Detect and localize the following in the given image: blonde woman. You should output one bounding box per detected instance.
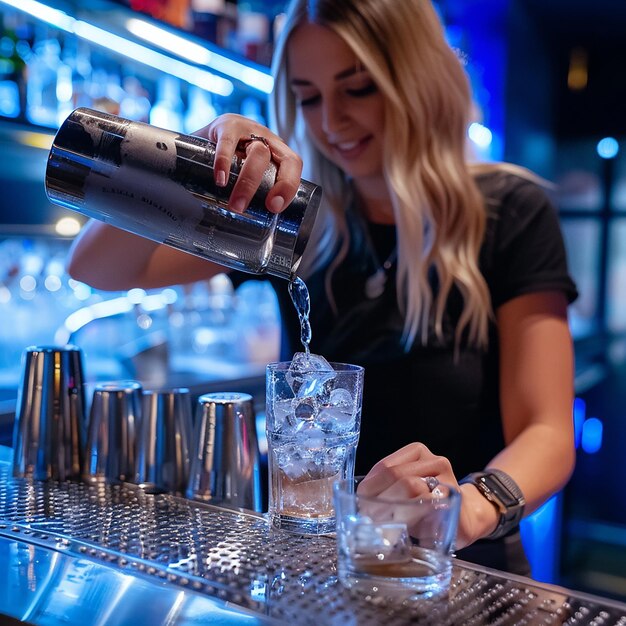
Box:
[67,0,577,574]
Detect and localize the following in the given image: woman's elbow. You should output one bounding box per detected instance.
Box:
[65,251,126,291]
[558,437,577,490]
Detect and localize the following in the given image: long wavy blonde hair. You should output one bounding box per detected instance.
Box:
[270,0,494,349]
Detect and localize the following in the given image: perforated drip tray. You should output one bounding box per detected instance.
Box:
[1,457,626,625]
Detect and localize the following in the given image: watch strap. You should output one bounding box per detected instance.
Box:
[459,469,526,540]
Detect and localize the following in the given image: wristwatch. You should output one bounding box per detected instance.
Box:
[459,469,526,540]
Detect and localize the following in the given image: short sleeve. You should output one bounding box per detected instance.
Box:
[481,173,578,310]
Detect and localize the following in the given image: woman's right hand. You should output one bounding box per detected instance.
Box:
[195,113,304,216]
[358,443,499,550]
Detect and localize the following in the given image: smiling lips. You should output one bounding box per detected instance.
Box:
[331,135,372,159]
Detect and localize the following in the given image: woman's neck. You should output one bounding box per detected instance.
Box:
[353,178,395,224]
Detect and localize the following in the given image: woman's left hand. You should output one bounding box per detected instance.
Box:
[358,442,490,550]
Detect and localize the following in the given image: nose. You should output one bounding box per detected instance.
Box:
[321,95,348,134]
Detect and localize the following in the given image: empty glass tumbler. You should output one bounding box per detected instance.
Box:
[45,107,321,279]
[334,478,461,601]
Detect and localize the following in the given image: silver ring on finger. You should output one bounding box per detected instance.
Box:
[238,133,270,151]
[423,476,439,492]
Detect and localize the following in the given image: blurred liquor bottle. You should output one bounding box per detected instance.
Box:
[25,37,64,127]
[191,0,226,42]
[184,85,218,133]
[0,12,28,120]
[129,0,192,30]
[149,74,184,131]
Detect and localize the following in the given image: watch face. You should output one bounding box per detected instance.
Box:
[461,470,525,539]
[486,474,520,508]
[461,471,525,511]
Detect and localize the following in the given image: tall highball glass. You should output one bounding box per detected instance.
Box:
[265,358,364,535]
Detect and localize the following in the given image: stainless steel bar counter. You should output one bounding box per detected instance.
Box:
[0,446,625,625]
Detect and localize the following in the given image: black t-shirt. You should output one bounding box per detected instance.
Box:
[265,170,578,477]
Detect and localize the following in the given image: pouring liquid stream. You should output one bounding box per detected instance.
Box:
[288,276,312,356]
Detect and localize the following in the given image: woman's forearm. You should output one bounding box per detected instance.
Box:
[486,421,576,515]
[66,220,224,290]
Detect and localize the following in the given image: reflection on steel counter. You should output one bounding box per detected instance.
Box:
[0,534,274,626]
[1,446,626,625]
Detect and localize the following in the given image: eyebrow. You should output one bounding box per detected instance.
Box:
[290,65,361,86]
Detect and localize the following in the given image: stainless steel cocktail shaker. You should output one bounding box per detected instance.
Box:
[83,380,143,484]
[45,107,321,279]
[187,392,261,511]
[136,387,193,495]
[12,345,87,481]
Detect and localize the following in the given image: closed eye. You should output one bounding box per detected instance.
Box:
[299,94,321,107]
[296,81,378,107]
[346,83,378,98]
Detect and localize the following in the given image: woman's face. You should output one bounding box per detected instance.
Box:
[287,22,385,183]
